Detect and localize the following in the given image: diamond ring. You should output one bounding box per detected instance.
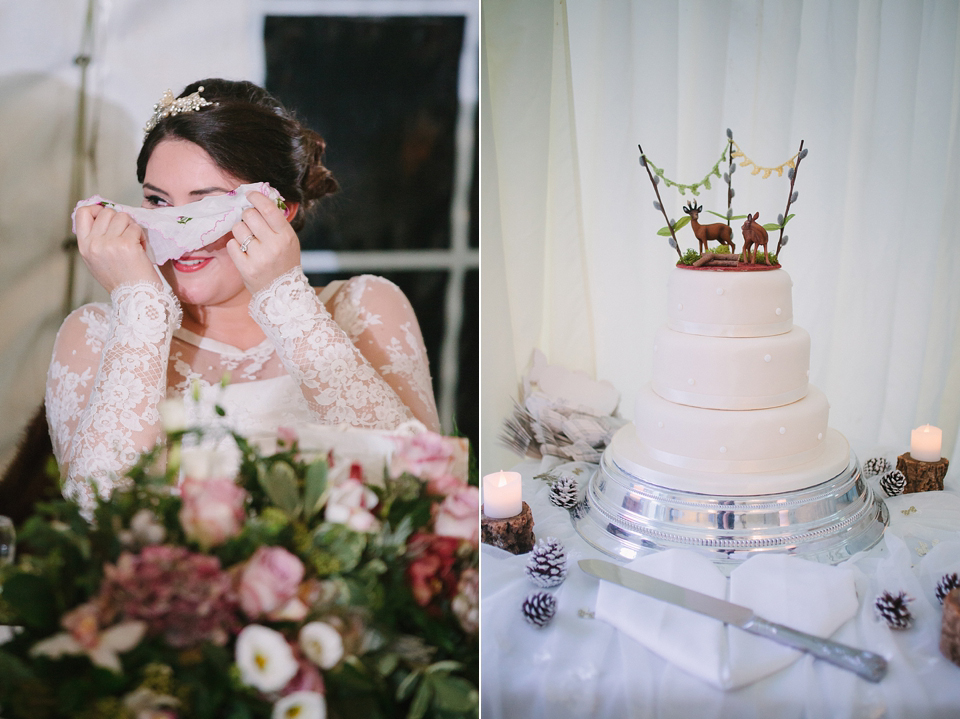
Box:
[239,234,255,253]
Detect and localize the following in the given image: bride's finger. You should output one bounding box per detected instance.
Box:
[246,190,291,233]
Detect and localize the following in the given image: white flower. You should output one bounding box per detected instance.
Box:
[325,478,380,532]
[272,691,326,719]
[235,624,299,692]
[180,445,239,481]
[299,622,344,670]
[158,397,187,432]
[30,620,147,673]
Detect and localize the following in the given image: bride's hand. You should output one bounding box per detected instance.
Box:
[74,204,162,293]
[226,191,301,294]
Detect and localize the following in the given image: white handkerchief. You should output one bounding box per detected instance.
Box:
[71,182,285,265]
[594,549,859,689]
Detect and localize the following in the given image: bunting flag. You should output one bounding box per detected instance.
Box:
[729,141,799,179]
[642,145,728,197]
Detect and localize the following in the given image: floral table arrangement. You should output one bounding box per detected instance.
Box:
[0,412,479,719]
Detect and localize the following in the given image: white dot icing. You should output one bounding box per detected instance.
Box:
[764,354,772,362]
[677,303,684,311]
[719,446,727,454]
[688,378,695,385]
[818,432,823,440]
[716,288,724,295]
[658,421,664,428]
[776,308,782,316]
[779,427,786,434]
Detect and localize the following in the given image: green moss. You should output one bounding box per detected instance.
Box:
[679,249,700,265]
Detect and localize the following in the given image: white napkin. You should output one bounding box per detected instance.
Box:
[71,182,285,264]
[594,549,859,690]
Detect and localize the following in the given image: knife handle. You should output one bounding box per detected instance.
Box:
[742,617,887,683]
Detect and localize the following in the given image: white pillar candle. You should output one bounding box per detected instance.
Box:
[482,470,522,519]
[910,424,942,462]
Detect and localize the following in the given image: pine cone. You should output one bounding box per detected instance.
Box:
[878,469,907,497]
[549,476,579,509]
[525,537,568,588]
[863,456,890,478]
[522,591,557,628]
[875,590,914,629]
[936,573,960,605]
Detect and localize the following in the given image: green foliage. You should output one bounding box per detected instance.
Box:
[656,215,691,236]
[679,248,701,265]
[0,425,478,719]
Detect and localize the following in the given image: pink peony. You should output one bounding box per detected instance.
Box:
[325,478,380,532]
[238,546,306,620]
[100,545,240,648]
[179,477,247,549]
[390,432,465,482]
[434,485,480,545]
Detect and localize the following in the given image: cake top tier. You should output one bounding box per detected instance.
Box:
[667,267,793,338]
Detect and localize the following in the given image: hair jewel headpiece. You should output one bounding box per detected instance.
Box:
[143,86,215,135]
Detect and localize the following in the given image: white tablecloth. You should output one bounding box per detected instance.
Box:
[481,454,960,719]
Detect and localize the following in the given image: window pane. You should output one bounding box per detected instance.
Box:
[265,15,464,252]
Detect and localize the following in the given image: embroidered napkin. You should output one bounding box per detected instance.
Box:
[594,549,859,689]
[71,182,285,264]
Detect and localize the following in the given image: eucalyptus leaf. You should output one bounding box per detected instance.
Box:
[408,680,433,719]
[396,670,421,701]
[304,460,328,517]
[259,461,300,515]
[430,675,479,712]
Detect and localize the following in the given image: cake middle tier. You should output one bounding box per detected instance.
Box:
[634,383,831,474]
[652,325,810,410]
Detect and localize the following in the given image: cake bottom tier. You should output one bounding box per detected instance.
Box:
[571,425,888,569]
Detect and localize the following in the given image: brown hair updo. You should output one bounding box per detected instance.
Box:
[137,78,338,231]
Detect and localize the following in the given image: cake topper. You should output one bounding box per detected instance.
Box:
[740,212,769,265]
[638,131,808,268]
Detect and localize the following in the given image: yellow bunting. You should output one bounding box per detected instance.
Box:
[729,141,799,179]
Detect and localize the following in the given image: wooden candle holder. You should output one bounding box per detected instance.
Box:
[481,502,535,555]
[896,453,949,493]
[941,589,960,667]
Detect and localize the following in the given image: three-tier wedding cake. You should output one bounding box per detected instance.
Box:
[611,265,850,495]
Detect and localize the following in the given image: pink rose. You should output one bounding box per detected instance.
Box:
[434,485,480,545]
[179,477,247,548]
[326,479,380,532]
[238,547,305,620]
[390,432,467,482]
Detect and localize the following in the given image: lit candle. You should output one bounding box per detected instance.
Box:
[911,424,942,462]
[482,470,522,518]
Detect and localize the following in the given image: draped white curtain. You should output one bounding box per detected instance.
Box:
[0,0,264,470]
[480,0,960,475]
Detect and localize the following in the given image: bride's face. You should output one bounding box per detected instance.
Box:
[142,138,248,308]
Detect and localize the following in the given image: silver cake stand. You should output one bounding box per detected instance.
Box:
[572,438,888,571]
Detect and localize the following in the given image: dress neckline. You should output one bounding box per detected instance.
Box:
[173,326,274,356]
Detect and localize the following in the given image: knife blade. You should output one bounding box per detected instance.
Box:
[580,558,887,683]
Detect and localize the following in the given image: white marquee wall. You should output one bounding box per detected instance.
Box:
[481,0,960,476]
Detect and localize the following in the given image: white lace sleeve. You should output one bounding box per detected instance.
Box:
[329,275,441,432]
[45,282,182,514]
[250,267,419,430]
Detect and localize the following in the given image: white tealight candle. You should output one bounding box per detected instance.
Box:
[910,424,942,462]
[482,470,522,519]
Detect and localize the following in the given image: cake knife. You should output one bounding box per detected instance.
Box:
[579,558,887,682]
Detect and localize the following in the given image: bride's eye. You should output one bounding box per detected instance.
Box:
[144,194,169,207]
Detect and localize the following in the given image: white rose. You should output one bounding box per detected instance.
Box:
[158,397,187,433]
[272,691,326,719]
[235,625,298,692]
[298,621,344,670]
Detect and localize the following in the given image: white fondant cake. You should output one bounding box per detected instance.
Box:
[625,267,850,494]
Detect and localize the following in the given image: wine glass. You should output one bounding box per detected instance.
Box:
[0,516,15,566]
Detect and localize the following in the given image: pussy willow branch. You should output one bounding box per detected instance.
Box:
[638,144,683,259]
[776,139,805,257]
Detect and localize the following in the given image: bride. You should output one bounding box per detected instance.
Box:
[45,78,441,514]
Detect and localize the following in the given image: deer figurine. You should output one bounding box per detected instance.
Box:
[683,201,736,256]
[740,212,770,264]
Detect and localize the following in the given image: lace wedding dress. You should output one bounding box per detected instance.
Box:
[46,267,438,514]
